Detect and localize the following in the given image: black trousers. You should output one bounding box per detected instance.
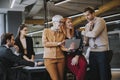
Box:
[89,52,111,80]
[7,68,27,80]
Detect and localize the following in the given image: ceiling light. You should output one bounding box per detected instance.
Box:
[10,0,16,8]
[68,13,83,18]
[44,11,120,25]
[68,10,99,18]
[27,30,43,35]
[106,20,120,24]
[55,0,71,6]
[45,21,52,24]
[102,13,120,19]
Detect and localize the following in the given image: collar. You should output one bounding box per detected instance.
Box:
[93,17,97,21]
[88,17,97,22]
[4,45,9,48]
[51,26,62,32]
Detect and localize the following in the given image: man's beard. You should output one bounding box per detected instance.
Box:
[9,44,13,48]
[88,17,94,22]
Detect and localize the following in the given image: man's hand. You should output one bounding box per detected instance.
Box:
[37,62,44,66]
[88,21,94,31]
[13,45,19,52]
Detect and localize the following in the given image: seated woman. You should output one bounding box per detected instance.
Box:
[15,24,35,62]
[62,18,87,80]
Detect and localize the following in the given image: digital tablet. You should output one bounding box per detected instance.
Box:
[65,39,80,49]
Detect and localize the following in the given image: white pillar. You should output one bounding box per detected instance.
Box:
[0,14,4,46]
[0,14,4,36]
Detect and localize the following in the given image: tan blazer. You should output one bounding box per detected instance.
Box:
[42,28,66,59]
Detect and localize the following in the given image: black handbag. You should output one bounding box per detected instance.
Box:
[106,50,113,63]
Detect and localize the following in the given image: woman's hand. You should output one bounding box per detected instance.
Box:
[71,55,79,65]
[23,55,34,62]
[66,42,76,52]
[57,40,65,46]
[69,42,75,50]
[30,59,34,62]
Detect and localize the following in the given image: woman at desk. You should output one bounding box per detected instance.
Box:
[15,24,35,62]
[62,18,87,80]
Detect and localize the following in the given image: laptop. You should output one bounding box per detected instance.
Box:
[65,39,81,49]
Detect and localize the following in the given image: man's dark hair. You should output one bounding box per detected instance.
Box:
[84,7,95,13]
[1,33,13,45]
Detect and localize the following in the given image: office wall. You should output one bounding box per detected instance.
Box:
[7,11,23,36]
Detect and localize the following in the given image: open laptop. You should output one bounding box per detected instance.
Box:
[65,39,81,49]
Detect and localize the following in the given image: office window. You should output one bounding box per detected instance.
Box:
[108,30,120,68]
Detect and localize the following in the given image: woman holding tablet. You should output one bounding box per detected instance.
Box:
[62,18,87,80]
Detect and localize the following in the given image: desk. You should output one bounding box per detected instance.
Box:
[22,66,50,80]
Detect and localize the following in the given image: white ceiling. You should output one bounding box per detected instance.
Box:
[0,0,120,33]
[1,0,119,19]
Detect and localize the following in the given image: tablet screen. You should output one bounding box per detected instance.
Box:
[65,39,81,49]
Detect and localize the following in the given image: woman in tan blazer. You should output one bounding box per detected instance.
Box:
[42,15,66,80]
